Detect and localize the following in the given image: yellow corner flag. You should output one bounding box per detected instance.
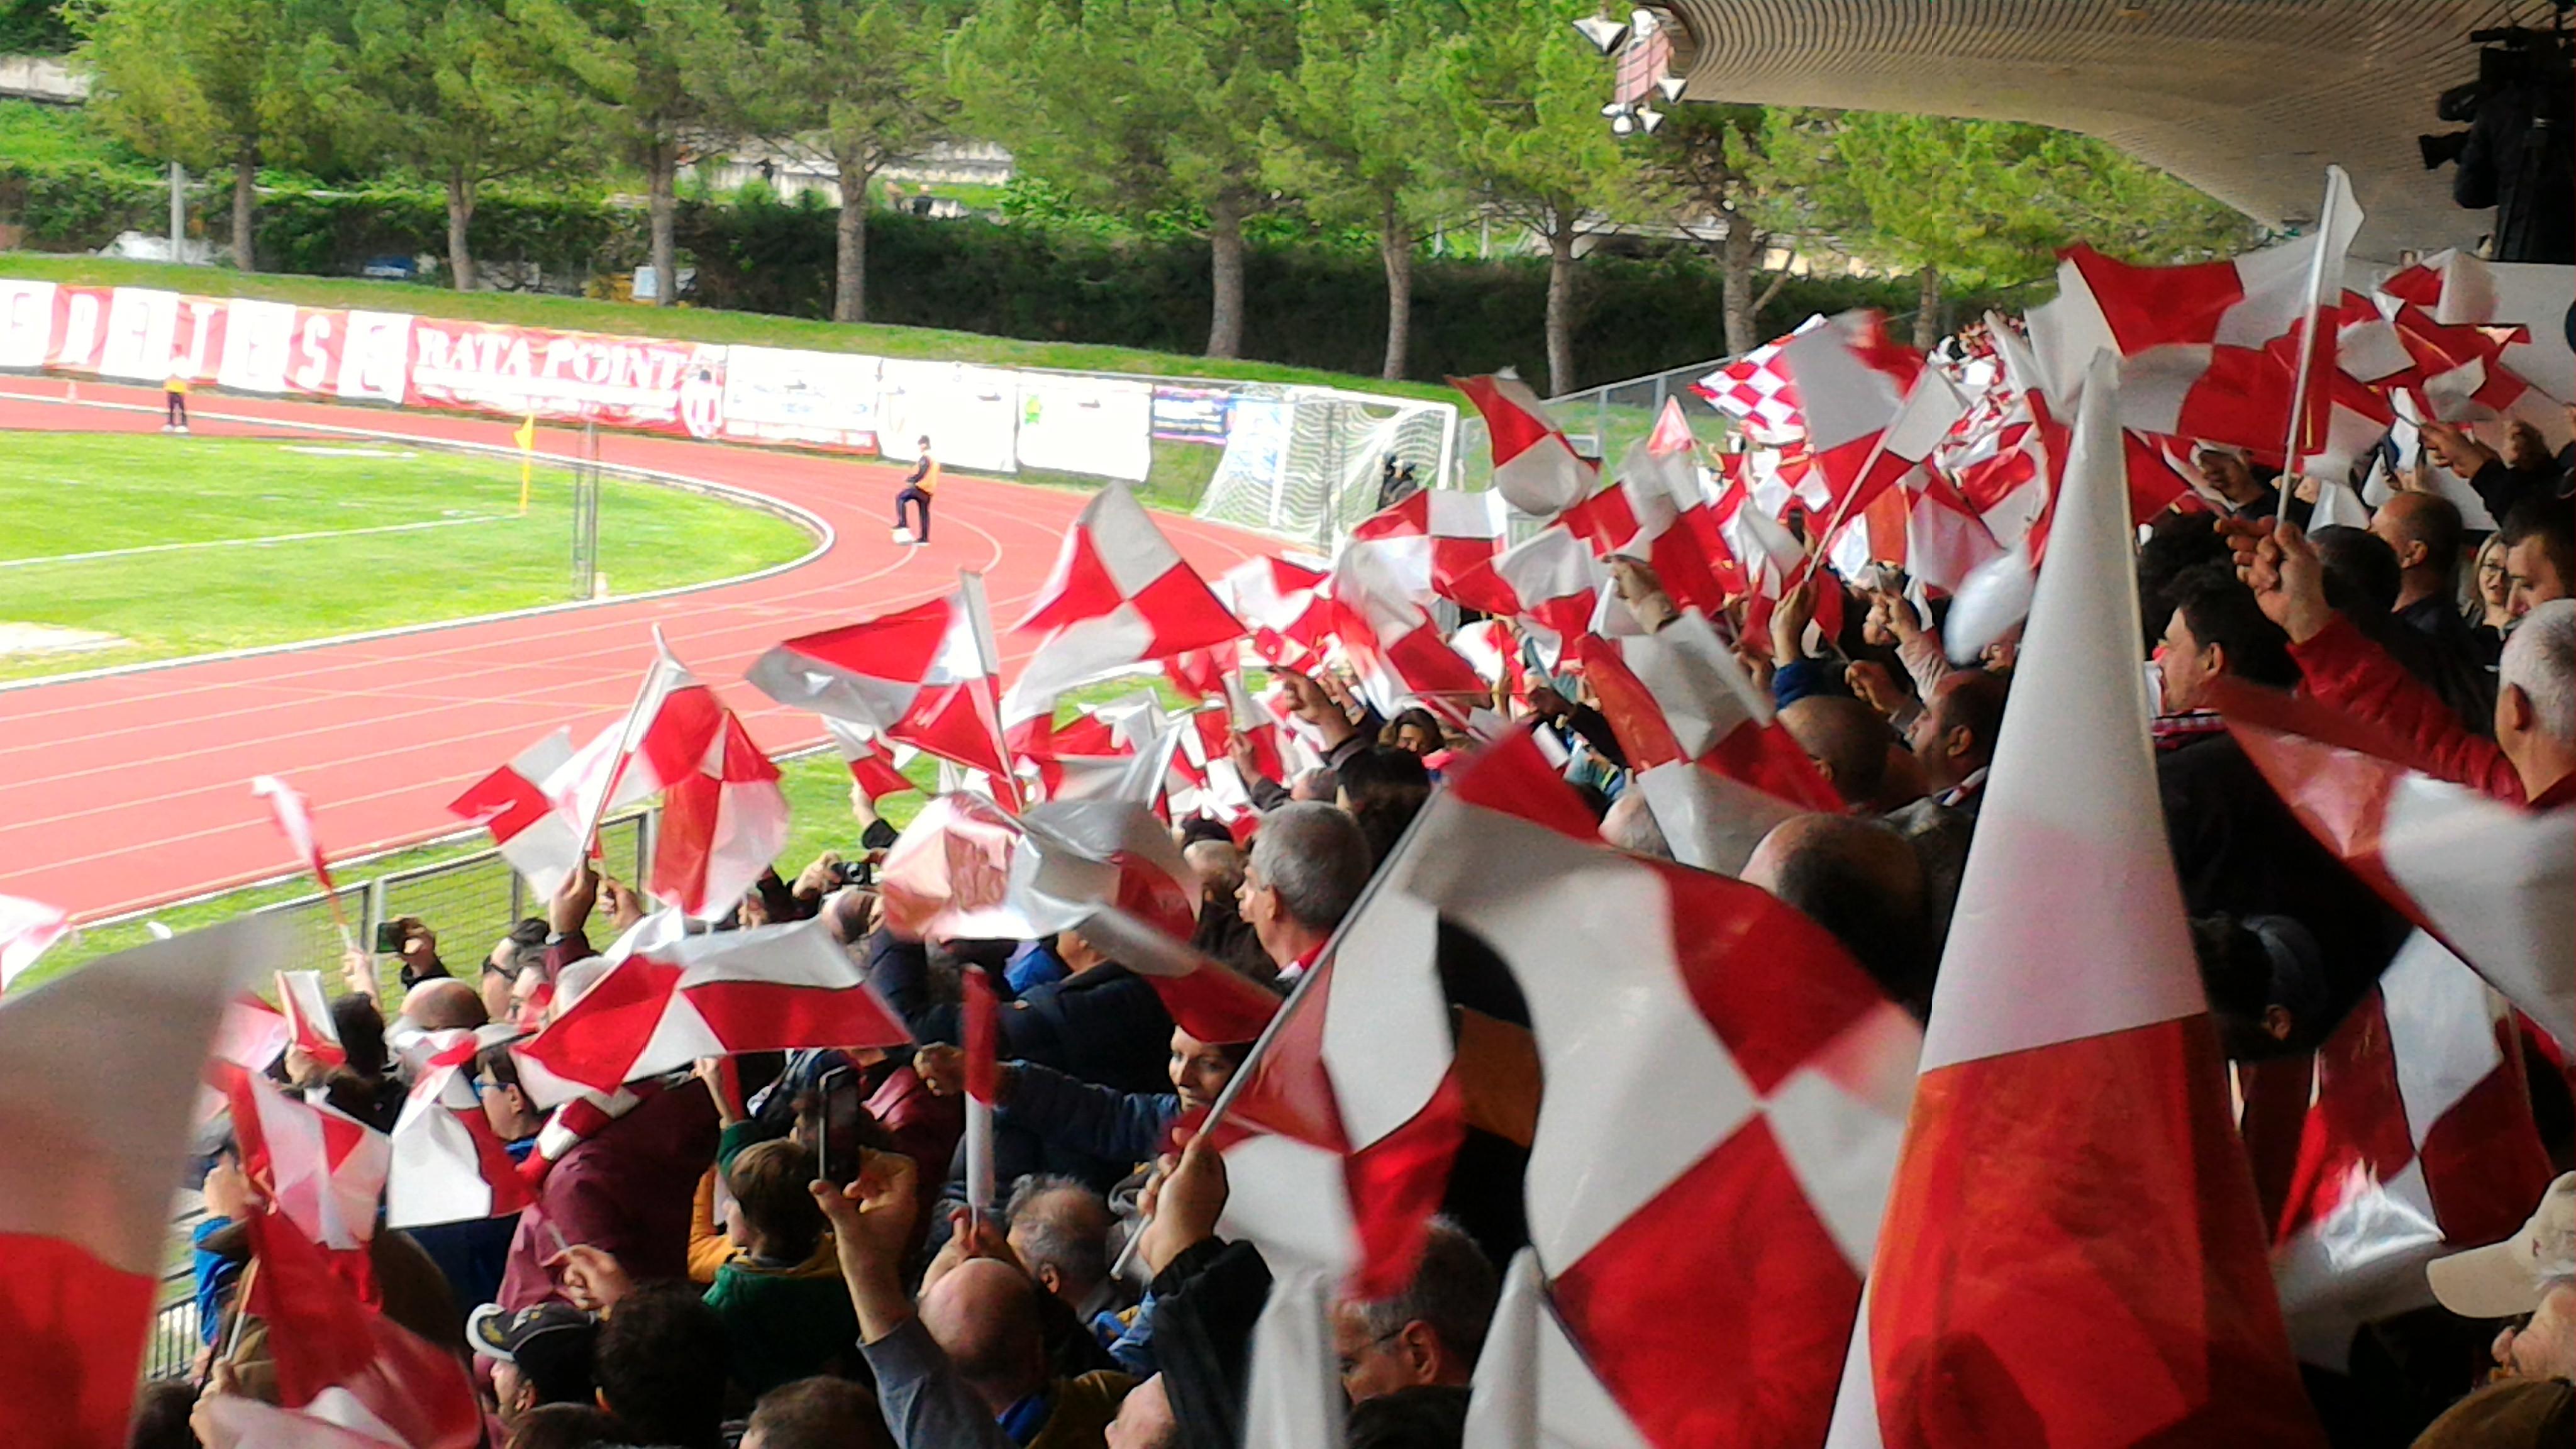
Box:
[513,414,538,515]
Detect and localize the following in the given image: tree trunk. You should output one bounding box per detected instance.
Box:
[1544,211,1578,397]
[230,150,257,272]
[1205,191,1245,358]
[648,141,678,308]
[1379,202,1413,382]
[833,160,872,324]
[444,175,477,292]
[1913,264,1942,350]
[1719,208,1760,355]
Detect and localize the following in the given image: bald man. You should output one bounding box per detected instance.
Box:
[398,976,489,1034]
[1779,695,1917,813]
[1743,813,1936,1018]
[2370,490,2500,723]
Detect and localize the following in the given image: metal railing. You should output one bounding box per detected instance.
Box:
[129,807,656,1379]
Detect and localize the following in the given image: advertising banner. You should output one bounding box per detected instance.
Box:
[719,345,881,453]
[1150,384,1233,444]
[877,359,1018,474]
[406,316,728,439]
[1016,374,1152,482]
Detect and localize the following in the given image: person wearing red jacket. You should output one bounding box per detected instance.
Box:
[2233,519,2576,807]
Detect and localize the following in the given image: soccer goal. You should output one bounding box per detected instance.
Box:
[1192,386,1458,550]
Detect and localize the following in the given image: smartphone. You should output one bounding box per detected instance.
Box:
[372,920,405,954]
[809,1065,853,1184]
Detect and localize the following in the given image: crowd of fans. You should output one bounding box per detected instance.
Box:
[140,421,2576,1449]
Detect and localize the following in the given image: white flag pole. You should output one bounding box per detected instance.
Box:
[2277,165,2358,519]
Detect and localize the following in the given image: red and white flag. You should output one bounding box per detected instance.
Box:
[1449,372,1597,516]
[514,912,911,1106]
[2375,248,2573,434]
[2268,932,2553,1368]
[1827,353,2322,1447]
[447,728,582,899]
[1346,487,1510,607]
[1694,315,1828,442]
[0,918,273,1448]
[963,966,999,1215]
[1003,484,1245,739]
[0,894,67,992]
[749,579,1015,782]
[1560,415,1735,614]
[1579,611,1843,813]
[216,1060,392,1282]
[2214,681,2575,1057]
[243,1199,481,1449]
[1326,541,1496,709]
[562,636,790,920]
[386,1028,538,1230]
[824,718,923,802]
[276,969,347,1069]
[1405,731,1919,1449]
[1216,555,1334,674]
[254,774,338,892]
[1455,526,1602,668]
[2032,170,2367,477]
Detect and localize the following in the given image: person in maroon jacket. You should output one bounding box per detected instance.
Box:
[495,1074,721,1311]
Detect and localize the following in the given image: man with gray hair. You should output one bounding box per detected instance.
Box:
[1004,1176,1127,1347]
[1332,1218,1499,1403]
[2497,597,2576,806]
[1238,802,1372,987]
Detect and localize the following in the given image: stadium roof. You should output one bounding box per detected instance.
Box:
[1655,0,2563,260]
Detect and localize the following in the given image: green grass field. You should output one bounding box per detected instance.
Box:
[0,433,814,681]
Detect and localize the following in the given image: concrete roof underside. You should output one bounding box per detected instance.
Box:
[1657,0,2563,260]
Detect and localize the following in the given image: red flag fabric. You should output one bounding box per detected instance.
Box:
[276,969,347,1069]
[1694,315,1828,441]
[749,587,1015,781]
[386,1028,538,1230]
[1829,352,2321,1448]
[1406,731,1920,1449]
[245,1204,480,1449]
[823,718,923,802]
[253,774,338,891]
[1449,372,1597,516]
[553,637,789,919]
[1002,484,1245,737]
[2267,933,2553,1367]
[514,913,910,1106]
[2212,679,2575,1056]
[0,894,68,992]
[446,728,582,899]
[1580,613,1841,813]
[0,918,272,1449]
[216,1059,389,1304]
[1348,487,1511,608]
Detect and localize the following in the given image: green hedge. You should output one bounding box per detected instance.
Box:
[6,162,1985,386]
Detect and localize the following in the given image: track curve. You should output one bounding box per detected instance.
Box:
[0,378,1277,921]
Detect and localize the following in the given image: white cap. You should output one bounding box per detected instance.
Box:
[2427,1172,2576,1319]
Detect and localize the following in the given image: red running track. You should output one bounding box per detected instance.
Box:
[0,378,1275,923]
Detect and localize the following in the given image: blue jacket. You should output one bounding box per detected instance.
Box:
[867,931,1175,1096]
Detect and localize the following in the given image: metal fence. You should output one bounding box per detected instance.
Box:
[130,808,656,1379]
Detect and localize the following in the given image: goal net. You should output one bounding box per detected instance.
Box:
[1193,387,1458,550]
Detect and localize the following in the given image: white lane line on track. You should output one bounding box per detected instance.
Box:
[0,513,502,570]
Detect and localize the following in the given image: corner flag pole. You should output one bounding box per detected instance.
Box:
[514,414,539,516]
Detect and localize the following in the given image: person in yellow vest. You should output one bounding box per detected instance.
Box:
[896,436,937,546]
[163,356,191,433]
